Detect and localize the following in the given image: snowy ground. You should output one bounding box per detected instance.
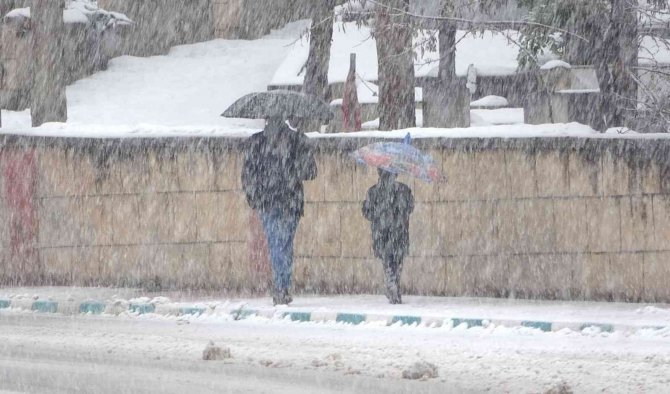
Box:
[1,18,667,138]
[1,305,669,393]
[271,25,547,86]
[4,287,670,329]
[3,288,670,392]
[0,20,311,137]
[0,17,659,139]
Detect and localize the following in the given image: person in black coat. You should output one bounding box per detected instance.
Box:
[241,117,317,305]
[362,168,414,304]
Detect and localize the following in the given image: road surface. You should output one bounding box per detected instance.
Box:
[1,312,669,393]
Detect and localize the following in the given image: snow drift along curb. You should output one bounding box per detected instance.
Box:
[232,307,667,333]
[1,297,667,333]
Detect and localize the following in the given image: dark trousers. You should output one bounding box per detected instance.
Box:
[382,254,403,303]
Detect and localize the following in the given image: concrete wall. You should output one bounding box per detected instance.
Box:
[0,136,669,302]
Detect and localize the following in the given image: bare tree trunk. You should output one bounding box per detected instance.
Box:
[437,23,456,84]
[302,0,334,102]
[31,0,68,127]
[593,0,638,130]
[423,1,469,128]
[612,0,638,127]
[375,0,416,131]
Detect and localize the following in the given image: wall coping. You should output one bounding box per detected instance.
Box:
[2,133,670,152]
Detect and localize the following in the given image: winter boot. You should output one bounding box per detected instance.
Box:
[273,288,293,306]
[384,274,402,304]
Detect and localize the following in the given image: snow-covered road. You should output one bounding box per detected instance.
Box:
[1,312,669,393]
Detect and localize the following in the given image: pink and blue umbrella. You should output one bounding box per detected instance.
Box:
[351,134,447,183]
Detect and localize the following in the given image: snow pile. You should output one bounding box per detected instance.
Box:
[202,341,232,361]
[65,0,133,27]
[471,95,509,108]
[401,361,439,380]
[150,297,171,305]
[66,0,133,24]
[544,382,574,394]
[636,306,670,316]
[540,60,572,71]
[4,7,29,20]
[324,122,598,139]
[334,0,375,22]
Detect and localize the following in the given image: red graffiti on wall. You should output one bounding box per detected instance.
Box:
[2,150,39,282]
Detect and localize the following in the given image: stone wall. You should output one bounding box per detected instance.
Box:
[0,136,669,302]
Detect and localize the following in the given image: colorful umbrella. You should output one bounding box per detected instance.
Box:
[351,134,447,183]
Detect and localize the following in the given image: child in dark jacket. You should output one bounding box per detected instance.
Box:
[362,168,414,304]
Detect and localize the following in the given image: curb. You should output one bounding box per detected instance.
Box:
[232,307,667,333]
[2,298,668,333]
[0,298,204,317]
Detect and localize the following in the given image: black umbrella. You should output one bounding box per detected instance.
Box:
[221,90,333,122]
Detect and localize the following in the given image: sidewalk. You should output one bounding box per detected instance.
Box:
[2,287,670,333]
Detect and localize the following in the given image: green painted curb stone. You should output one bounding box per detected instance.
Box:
[336,313,366,325]
[129,303,155,314]
[32,300,58,313]
[451,318,484,328]
[522,321,552,332]
[391,316,421,326]
[284,312,311,322]
[79,302,106,315]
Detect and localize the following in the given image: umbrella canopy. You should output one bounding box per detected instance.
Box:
[221,90,333,122]
[351,134,447,183]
